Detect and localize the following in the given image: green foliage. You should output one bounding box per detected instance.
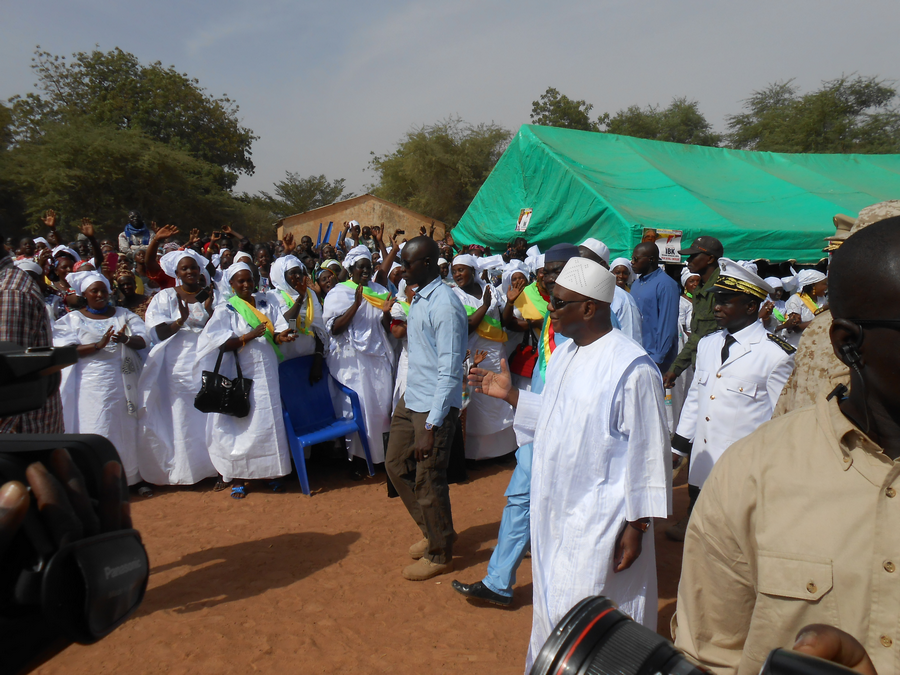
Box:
[9,47,258,188]
[254,173,352,219]
[0,103,12,152]
[604,97,722,146]
[4,120,246,237]
[368,117,511,225]
[531,87,605,132]
[725,76,900,153]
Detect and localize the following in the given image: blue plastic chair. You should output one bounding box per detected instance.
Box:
[278,355,375,495]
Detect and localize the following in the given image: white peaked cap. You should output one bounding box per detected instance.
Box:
[579,238,610,264]
[555,257,616,303]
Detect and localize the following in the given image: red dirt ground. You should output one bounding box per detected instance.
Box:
[36,461,689,675]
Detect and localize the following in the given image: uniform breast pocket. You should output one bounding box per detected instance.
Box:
[744,552,838,662]
[695,369,709,386]
[725,377,759,398]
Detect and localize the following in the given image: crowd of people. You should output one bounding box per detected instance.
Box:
[2,198,900,675]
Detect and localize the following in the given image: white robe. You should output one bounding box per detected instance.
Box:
[196,293,292,481]
[389,302,409,413]
[453,283,517,460]
[265,287,329,360]
[53,308,150,486]
[136,289,218,485]
[513,329,672,671]
[322,281,394,464]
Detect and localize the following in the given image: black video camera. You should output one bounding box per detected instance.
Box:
[0,343,150,674]
[530,596,859,675]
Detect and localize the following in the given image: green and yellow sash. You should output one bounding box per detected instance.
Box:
[396,300,410,317]
[464,305,507,342]
[514,282,550,321]
[772,306,786,323]
[229,296,284,361]
[280,289,316,335]
[799,293,820,315]
[340,280,390,311]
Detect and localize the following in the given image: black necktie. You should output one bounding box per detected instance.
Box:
[721,334,736,365]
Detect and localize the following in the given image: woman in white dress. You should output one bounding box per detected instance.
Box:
[53,271,149,486]
[196,262,298,499]
[322,245,394,465]
[137,249,219,487]
[267,254,329,369]
[781,269,828,347]
[388,280,417,412]
[451,254,517,460]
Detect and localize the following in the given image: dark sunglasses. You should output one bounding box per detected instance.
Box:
[549,295,587,311]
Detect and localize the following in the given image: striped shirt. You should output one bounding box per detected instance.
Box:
[0,254,64,433]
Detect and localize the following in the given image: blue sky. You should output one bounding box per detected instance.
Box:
[2,0,899,197]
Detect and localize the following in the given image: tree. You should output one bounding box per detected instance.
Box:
[604,97,722,146]
[8,47,258,188]
[4,120,245,236]
[726,75,900,153]
[254,173,352,219]
[531,87,605,131]
[369,117,512,225]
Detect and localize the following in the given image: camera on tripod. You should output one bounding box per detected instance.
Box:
[0,342,150,674]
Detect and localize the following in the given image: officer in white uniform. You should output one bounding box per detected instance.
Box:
[667,258,795,540]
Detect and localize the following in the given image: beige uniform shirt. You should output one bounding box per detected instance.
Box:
[673,392,900,675]
[773,310,848,416]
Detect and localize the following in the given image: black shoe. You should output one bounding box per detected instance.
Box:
[451,580,512,606]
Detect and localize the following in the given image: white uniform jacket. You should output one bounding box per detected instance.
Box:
[676,319,795,487]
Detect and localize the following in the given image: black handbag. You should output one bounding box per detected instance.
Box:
[194,349,253,418]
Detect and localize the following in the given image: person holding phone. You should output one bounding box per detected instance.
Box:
[137,249,219,487]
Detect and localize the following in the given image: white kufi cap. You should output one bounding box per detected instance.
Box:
[555,257,616,303]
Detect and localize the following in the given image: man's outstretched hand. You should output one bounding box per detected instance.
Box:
[469,357,517,406]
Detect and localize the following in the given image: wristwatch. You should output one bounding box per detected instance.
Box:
[424,423,434,431]
[629,520,650,533]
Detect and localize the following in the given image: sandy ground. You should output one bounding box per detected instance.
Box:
[36,458,689,675]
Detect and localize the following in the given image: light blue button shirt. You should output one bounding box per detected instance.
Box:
[404,275,468,427]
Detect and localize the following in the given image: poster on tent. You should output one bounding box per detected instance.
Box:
[643,228,683,263]
[515,208,532,233]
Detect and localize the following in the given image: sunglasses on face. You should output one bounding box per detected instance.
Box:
[549,295,588,311]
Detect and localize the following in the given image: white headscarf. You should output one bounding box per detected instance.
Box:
[764,276,783,290]
[68,270,111,296]
[437,257,449,266]
[233,251,253,266]
[343,244,372,270]
[224,261,253,285]
[159,249,209,281]
[453,253,504,273]
[738,260,758,276]
[15,259,43,275]
[33,237,49,248]
[52,245,81,263]
[781,267,799,293]
[610,257,636,286]
[680,267,700,288]
[270,255,305,295]
[501,261,531,297]
[796,269,827,291]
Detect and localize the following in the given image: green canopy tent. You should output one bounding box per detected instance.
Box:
[453,125,900,263]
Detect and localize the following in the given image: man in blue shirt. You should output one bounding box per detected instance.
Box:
[386,236,468,581]
[630,242,680,370]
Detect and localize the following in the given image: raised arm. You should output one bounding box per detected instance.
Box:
[145,224,179,277]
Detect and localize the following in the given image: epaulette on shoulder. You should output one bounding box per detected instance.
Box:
[767,332,796,354]
[814,306,828,316]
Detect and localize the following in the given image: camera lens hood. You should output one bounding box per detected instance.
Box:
[41,529,149,644]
